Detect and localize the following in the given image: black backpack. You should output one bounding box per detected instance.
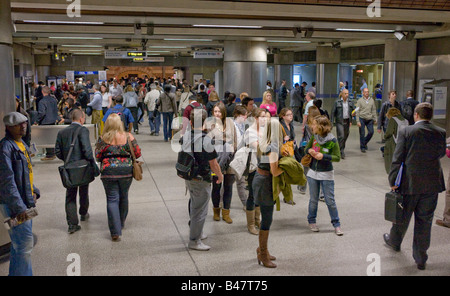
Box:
[176,137,199,180]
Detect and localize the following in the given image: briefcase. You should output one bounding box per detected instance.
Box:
[59,159,96,188]
[384,190,404,224]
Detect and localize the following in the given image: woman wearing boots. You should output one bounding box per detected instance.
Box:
[208,102,237,224]
[253,116,284,268]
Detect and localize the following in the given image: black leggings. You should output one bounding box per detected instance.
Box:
[260,205,274,231]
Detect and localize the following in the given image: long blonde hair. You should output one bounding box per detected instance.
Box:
[257,118,283,158]
[262,90,273,105]
[102,113,125,143]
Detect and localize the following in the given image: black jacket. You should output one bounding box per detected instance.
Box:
[331,98,355,125]
[55,123,97,166]
[37,95,59,125]
[389,121,446,195]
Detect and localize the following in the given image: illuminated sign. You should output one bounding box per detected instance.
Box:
[127,51,146,57]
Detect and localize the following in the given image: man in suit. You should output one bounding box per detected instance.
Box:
[331,89,355,159]
[383,102,446,270]
[55,109,99,234]
[37,86,59,161]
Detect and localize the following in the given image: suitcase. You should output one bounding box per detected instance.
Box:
[384,190,404,224]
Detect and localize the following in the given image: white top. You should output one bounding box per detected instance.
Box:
[307,169,334,181]
[144,89,161,111]
[102,92,111,108]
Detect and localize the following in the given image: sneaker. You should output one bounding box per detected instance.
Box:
[335,226,344,236]
[188,240,211,251]
[200,232,208,240]
[150,131,155,136]
[80,213,90,221]
[155,133,159,136]
[436,219,450,228]
[68,225,81,234]
[309,223,320,232]
[297,185,306,195]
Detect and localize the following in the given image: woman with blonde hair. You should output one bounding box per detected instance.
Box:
[95,113,142,241]
[206,90,220,116]
[253,117,284,268]
[260,90,277,117]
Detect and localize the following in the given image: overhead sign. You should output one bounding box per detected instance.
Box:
[194,51,223,59]
[105,50,149,59]
[133,57,165,63]
[75,71,98,75]
[127,51,146,57]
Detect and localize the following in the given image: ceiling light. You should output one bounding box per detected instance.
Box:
[69,49,103,52]
[267,40,311,43]
[394,32,405,40]
[149,46,187,49]
[70,52,103,55]
[193,24,262,29]
[49,37,103,40]
[147,51,170,53]
[164,38,213,42]
[61,45,103,47]
[22,20,104,25]
[336,28,395,33]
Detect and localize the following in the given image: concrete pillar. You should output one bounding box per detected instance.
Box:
[274,51,294,105]
[316,46,340,114]
[35,54,51,83]
[383,38,417,102]
[223,41,267,101]
[0,0,15,132]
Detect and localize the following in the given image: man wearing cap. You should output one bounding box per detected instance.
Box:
[0,112,40,276]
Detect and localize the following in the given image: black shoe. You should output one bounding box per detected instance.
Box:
[341,153,345,159]
[80,213,90,221]
[383,233,400,251]
[417,263,426,270]
[68,225,81,234]
[361,149,366,153]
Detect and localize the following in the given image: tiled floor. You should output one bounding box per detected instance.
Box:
[1,120,449,276]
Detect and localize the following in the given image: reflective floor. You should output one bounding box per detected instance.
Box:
[1,120,449,276]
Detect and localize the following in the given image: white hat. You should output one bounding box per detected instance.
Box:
[3,112,28,126]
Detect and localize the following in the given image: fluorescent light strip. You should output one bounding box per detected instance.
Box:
[147,51,170,53]
[23,20,104,25]
[61,45,103,48]
[267,40,311,43]
[149,46,187,49]
[69,49,103,52]
[71,52,103,55]
[336,28,395,33]
[164,38,213,42]
[49,37,104,40]
[193,24,262,29]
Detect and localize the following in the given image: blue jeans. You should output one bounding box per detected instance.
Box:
[101,177,133,236]
[0,204,34,276]
[149,110,161,134]
[161,112,174,141]
[359,118,374,150]
[307,177,340,227]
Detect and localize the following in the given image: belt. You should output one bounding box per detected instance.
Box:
[257,168,271,176]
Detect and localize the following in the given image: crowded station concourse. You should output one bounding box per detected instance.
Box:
[0,0,449,278]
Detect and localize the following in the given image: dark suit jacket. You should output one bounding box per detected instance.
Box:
[331,98,355,125]
[55,123,96,165]
[389,121,446,195]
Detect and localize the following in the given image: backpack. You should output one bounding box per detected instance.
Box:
[176,136,199,180]
[392,117,409,144]
[109,107,128,131]
[401,101,414,123]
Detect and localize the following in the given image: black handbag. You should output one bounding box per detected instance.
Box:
[384,163,404,224]
[58,126,96,188]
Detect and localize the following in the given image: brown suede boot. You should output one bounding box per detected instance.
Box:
[213,207,221,221]
[257,230,276,268]
[246,210,259,235]
[222,208,233,224]
[255,206,261,229]
[257,247,276,261]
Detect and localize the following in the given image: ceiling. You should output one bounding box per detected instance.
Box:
[10,0,450,58]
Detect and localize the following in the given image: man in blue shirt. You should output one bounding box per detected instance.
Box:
[102,95,134,132]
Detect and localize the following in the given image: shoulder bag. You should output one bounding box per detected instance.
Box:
[58,126,96,188]
[128,135,143,181]
[281,125,294,157]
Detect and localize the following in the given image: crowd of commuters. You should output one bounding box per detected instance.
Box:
[1,75,448,275]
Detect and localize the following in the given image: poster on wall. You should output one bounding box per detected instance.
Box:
[193,74,203,84]
[98,71,107,82]
[434,86,447,119]
[66,71,75,83]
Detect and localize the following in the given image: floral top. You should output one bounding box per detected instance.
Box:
[95,137,142,179]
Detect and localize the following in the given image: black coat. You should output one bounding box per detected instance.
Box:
[331,98,355,125]
[55,123,97,166]
[389,121,446,195]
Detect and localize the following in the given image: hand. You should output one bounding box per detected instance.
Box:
[313,152,323,160]
[282,150,290,157]
[284,136,290,142]
[357,122,361,128]
[308,148,316,156]
[391,186,398,191]
[33,193,37,203]
[377,129,381,134]
[16,211,29,223]
[216,174,223,184]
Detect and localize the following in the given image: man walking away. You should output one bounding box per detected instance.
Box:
[290,83,303,123]
[0,112,40,276]
[400,90,419,126]
[37,86,59,161]
[383,102,446,270]
[55,109,99,234]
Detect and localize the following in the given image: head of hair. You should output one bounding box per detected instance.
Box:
[313,115,332,137]
[415,102,433,121]
[306,92,316,101]
[386,107,401,119]
[164,84,172,93]
[307,105,321,126]
[93,84,101,91]
[233,105,247,118]
[190,108,208,127]
[252,108,267,119]
[189,94,197,101]
[389,90,397,95]
[239,92,249,101]
[262,90,273,104]
[66,98,75,108]
[115,95,124,104]
[278,107,292,118]
[406,90,414,98]
[42,86,50,94]
[213,102,227,123]
[102,113,125,143]
[257,118,283,158]
[313,99,323,109]
[241,96,254,107]
[209,91,220,102]
[227,93,236,104]
[199,84,205,91]
[71,109,85,122]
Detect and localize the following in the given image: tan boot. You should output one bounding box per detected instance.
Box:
[222,208,233,224]
[257,247,276,261]
[246,210,259,235]
[257,230,276,268]
[213,207,221,221]
[255,206,261,229]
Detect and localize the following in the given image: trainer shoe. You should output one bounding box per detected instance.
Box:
[188,240,211,251]
[309,223,320,232]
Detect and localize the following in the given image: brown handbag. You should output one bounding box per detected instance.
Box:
[300,154,312,167]
[281,126,295,157]
[127,135,143,181]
